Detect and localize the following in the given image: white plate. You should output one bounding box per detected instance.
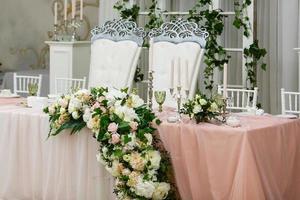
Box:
[275,114,298,119]
[0,94,20,98]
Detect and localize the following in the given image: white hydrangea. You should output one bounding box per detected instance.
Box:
[199,98,207,106]
[135,180,156,198]
[147,150,161,170]
[68,98,82,113]
[72,111,80,119]
[114,106,138,122]
[105,88,127,105]
[210,102,219,112]
[83,108,92,122]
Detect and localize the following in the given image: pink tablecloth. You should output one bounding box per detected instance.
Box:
[0,104,115,200]
[0,97,24,106]
[157,112,300,200]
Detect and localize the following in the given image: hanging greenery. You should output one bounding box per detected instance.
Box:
[113,0,267,91]
[188,1,230,92]
[233,0,267,89]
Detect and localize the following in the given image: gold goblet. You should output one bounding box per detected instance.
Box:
[28,83,38,96]
[154,91,166,112]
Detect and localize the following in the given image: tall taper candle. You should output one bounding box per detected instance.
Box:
[177,58,181,86]
[185,60,189,91]
[149,39,153,71]
[223,63,228,98]
[80,0,83,20]
[64,0,68,21]
[72,0,76,19]
[54,2,58,25]
[170,59,175,89]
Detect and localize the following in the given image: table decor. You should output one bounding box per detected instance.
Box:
[154,91,166,112]
[181,93,225,123]
[44,87,176,200]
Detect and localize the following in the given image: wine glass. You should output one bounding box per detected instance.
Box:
[154,91,166,112]
[28,83,38,96]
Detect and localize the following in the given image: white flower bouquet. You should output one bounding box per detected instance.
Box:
[181,93,225,123]
[44,87,175,200]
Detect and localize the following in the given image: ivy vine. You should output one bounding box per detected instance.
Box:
[114,0,267,91]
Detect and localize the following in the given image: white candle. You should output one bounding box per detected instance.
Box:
[170,59,175,89]
[149,39,153,71]
[80,0,83,20]
[72,0,76,19]
[64,0,68,21]
[223,63,228,98]
[177,58,181,87]
[54,2,58,25]
[185,60,189,91]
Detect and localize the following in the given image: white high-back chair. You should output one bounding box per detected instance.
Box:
[88,19,146,90]
[55,77,86,95]
[281,88,300,115]
[13,73,42,96]
[218,85,258,111]
[148,18,208,108]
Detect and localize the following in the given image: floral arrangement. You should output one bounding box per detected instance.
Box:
[44,87,175,200]
[181,93,225,123]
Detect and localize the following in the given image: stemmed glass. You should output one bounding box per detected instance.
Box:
[28,83,38,96]
[227,96,234,114]
[154,91,166,112]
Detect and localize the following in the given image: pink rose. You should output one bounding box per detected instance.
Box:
[108,122,118,133]
[92,102,101,110]
[129,121,138,131]
[111,133,120,144]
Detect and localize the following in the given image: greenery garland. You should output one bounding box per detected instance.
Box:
[44,88,177,199]
[114,0,267,92]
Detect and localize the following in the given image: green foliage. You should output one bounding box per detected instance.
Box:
[114,1,140,22]
[188,1,230,92]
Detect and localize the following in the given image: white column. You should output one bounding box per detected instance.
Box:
[45,41,91,94]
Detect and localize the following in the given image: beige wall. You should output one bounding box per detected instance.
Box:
[0,0,99,71]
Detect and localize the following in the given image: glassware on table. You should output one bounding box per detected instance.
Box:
[154,90,166,112]
[227,96,234,114]
[28,83,38,96]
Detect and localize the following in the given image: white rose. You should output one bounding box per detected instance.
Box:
[83,108,91,122]
[60,107,66,114]
[122,168,131,176]
[144,133,153,145]
[210,102,219,112]
[105,88,127,105]
[147,150,161,170]
[48,105,56,115]
[152,182,171,200]
[135,180,156,198]
[130,94,144,108]
[72,111,80,119]
[68,98,82,113]
[199,99,207,106]
[58,98,68,108]
[193,105,202,114]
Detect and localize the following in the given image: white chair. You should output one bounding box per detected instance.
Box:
[218,85,258,111]
[148,18,209,108]
[88,19,146,90]
[55,77,86,95]
[13,73,42,96]
[281,88,300,115]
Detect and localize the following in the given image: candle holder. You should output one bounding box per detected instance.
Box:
[52,24,60,41]
[176,86,182,115]
[221,97,229,123]
[148,70,154,110]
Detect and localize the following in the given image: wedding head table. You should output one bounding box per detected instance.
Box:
[0,99,115,200]
[156,109,300,200]
[0,98,300,200]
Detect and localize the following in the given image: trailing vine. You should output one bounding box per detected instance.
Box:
[233,0,267,89]
[113,0,267,91]
[188,1,230,92]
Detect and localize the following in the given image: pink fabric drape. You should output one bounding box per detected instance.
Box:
[0,105,115,200]
[157,112,300,200]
